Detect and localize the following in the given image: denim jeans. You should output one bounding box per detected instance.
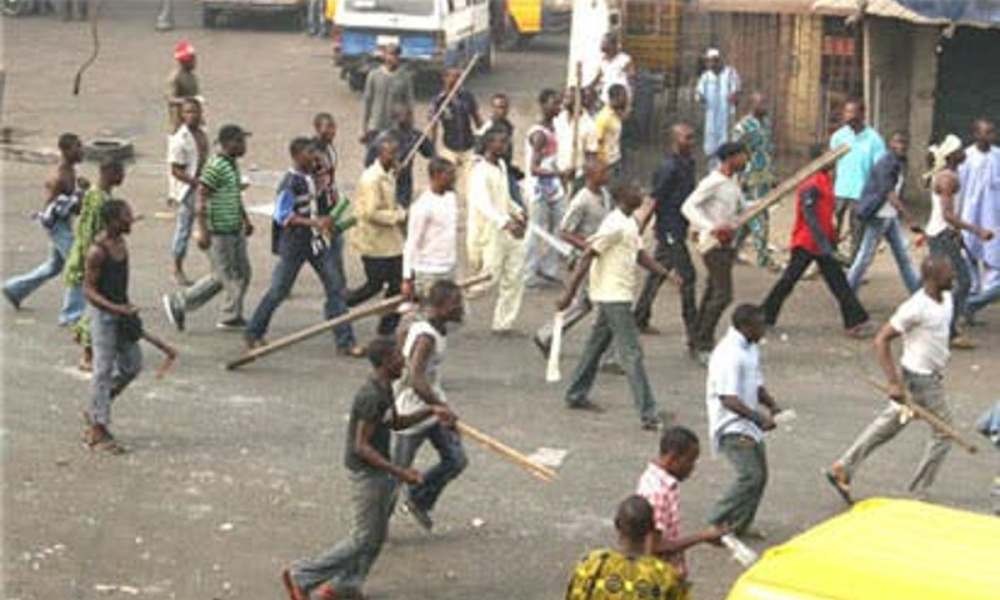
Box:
[59,284,86,325]
[246,242,356,349]
[966,265,1000,319]
[291,470,396,597]
[565,301,659,422]
[928,231,970,337]
[3,219,73,309]
[846,216,920,293]
[708,435,768,535]
[306,0,326,35]
[170,188,195,261]
[523,194,564,282]
[89,306,143,426]
[392,422,468,512]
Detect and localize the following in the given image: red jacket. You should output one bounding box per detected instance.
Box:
[791,170,837,255]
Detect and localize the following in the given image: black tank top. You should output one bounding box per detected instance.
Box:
[96,243,129,305]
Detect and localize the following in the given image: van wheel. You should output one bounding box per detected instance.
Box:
[479,40,495,73]
[348,70,366,92]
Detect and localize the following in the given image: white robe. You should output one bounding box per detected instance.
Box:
[696,66,741,158]
[959,144,1000,269]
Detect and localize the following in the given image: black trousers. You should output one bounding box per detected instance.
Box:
[347,255,402,335]
[634,238,697,344]
[762,247,869,329]
[692,247,735,352]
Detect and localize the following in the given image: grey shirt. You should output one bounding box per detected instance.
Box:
[363,66,415,134]
[561,186,613,237]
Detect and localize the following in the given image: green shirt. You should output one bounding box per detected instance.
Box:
[65,188,110,286]
[200,155,244,234]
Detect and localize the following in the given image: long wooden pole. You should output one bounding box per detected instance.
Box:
[697,144,850,254]
[225,273,491,371]
[399,54,480,171]
[456,422,557,482]
[569,61,583,182]
[867,379,978,454]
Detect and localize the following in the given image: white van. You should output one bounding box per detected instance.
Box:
[333,0,493,90]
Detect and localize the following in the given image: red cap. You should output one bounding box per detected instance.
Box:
[174,40,195,62]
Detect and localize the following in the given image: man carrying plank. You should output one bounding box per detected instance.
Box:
[392,280,466,531]
[826,255,958,504]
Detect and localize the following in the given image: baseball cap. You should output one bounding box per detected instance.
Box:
[218,124,251,144]
[174,40,196,62]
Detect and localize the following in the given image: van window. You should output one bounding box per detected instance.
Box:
[348,0,434,16]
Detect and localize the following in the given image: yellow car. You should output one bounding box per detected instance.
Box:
[493,0,572,49]
[727,498,1000,600]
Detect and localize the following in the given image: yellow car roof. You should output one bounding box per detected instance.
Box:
[726,498,1000,600]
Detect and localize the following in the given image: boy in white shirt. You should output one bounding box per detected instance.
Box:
[402,158,458,300]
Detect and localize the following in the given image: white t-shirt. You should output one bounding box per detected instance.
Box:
[889,289,953,375]
[167,124,203,202]
[706,327,764,452]
[600,52,632,104]
[587,208,642,303]
[403,190,457,278]
[394,319,448,434]
[554,110,597,175]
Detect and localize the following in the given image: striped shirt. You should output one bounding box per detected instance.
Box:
[200,155,244,234]
[636,462,686,578]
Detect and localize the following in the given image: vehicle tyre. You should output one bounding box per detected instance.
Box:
[202,7,218,28]
[1,0,30,16]
[348,70,366,92]
[498,14,521,51]
[479,39,495,73]
[83,138,135,163]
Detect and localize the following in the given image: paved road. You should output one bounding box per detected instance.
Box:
[3,6,998,600]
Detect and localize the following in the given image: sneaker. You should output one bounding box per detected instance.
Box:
[2,288,20,310]
[532,333,551,358]
[404,498,434,532]
[162,294,185,332]
[216,317,247,331]
[950,335,977,350]
[641,416,663,431]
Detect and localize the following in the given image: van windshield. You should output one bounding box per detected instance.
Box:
[347,0,434,16]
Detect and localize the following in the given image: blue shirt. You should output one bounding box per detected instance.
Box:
[830,125,886,201]
[651,152,696,242]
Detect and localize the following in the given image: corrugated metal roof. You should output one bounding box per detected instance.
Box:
[696,0,848,15]
[811,0,945,24]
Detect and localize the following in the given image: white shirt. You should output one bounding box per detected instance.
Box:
[587,208,642,303]
[403,190,457,279]
[394,319,448,434]
[554,110,597,175]
[681,170,743,246]
[925,190,950,238]
[600,52,633,104]
[876,172,904,219]
[167,124,203,202]
[890,289,953,375]
[469,157,516,231]
[706,327,765,452]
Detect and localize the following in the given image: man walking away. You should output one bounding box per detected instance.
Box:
[402,158,458,300]
[523,88,566,288]
[3,132,87,323]
[682,142,747,366]
[761,144,872,337]
[281,337,454,600]
[348,136,406,336]
[361,44,415,145]
[846,131,920,295]
[634,123,698,341]
[163,124,253,332]
[167,98,209,286]
[959,118,1000,324]
[826,256,957,504]
[732,92,779,270]
[166,41,199,133]
[564,495,681,600]
[924,134,993,349]
[534,158,612,356]
[244,138,363,356]
[393,280,467,531]
[705,304,782,541]
[696,48,741,170]
[364,103,435,208]
[82,200,141,455]
[559,182,680,430]
[830,99,885,261]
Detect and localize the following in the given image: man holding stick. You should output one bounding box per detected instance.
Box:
[430,66,482,205]
[559,182,680,430]
[281,337,454,600]
[826,255,958,504]
[392,280,466,531]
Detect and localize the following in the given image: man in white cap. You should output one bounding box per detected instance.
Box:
[960,118,1000,325]
[696,49,741,170]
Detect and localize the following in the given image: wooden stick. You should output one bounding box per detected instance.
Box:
[867,378,978,454]
[399,54,480,171]
[456,421,556,482]
[697,144,851,254]
[140,329,178,380]
[569,61,583,179]
[225,273,491,371]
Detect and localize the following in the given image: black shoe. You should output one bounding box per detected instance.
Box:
[3,288,20,310]
[216,317,247,331]
[404,498,433,532]
[567,399,605,413]
[162,294,185,332]
[533,333,551,358]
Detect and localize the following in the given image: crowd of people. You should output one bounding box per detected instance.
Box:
[3,33,999,600]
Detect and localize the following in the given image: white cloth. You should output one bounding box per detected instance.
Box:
[696,66,741,158]
[587,208,642,303]
[876,173,904,219]
[394,320,448,434]
[554,110,597,175]
[681,170,743,246]
[599,52,633,104]
[167,124,202,202]
[706,326,764,452]
[469,157,516,233]
[889,289,953,376]
[403,190,457,279]
[959,144,1000,268]
[925,190,949,238]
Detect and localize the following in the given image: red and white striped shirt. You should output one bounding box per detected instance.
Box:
[636,461,686,578]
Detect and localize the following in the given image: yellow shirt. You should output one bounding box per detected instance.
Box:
[595,106,623,166]
[352,161,405,258]
[588,208,642,303]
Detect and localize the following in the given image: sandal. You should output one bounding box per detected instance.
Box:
[823,468,853,506]
[337,345,367,359]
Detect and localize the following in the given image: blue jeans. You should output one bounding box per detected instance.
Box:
[246,239,355,349]
[966,265,1000,318]
[392,422,467,513]
[846,216,920,293]
[307,0,326,35]
[3,220,74,312]
[59,284,86,325]
[170,188,195,260]
[523,193,564,281]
